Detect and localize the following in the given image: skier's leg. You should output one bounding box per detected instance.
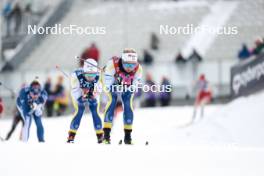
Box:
[20,114,25,140]
[121,91,134,144]
[192,96,200,121]
[200,97,210,118]
[88,98,103,143]
[200,102,205,118]
[17,104,32,142]
[67,97,85,142]
[192,105,197,120]
[103,91,118,143]
[22,116,32,142]
[33,113,45,142]
[5,114,20,140]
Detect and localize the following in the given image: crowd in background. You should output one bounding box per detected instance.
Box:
[143,73,172,108]
[238,37,264,61]
[44,76,68,117]
[140,32,203,66]
[142,33,264,65]
[2,0,46,37]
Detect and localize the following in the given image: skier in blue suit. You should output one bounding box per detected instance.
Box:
[16,80,48,142]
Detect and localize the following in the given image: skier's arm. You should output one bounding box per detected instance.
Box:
[132,65,143,88]
[70,72,82,101]
[103,60,115,90]
[17,88,32,116]
[38,90,48,105]
[93,80,103,102]
[17,88,28,107]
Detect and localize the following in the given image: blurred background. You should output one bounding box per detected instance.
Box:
[0,0,264,117]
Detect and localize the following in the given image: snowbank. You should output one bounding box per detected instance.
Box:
[1,91,264,176]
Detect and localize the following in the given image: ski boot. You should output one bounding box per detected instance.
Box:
[103,128,111,144]
[67,131,76,143]
[124,129,133,145]
[96,133,104,144]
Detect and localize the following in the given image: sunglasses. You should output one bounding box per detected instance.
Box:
[123,63,137,69]
[83,73,98,78]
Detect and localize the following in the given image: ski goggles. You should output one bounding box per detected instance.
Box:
[83,72,98,79]
[122,62,137,69]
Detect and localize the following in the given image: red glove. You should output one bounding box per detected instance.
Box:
[82,88,89,95]
[82,88,95,100]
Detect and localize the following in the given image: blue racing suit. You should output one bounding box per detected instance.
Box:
[16,87,47,142]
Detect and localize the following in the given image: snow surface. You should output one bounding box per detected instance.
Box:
[1,91,264,176]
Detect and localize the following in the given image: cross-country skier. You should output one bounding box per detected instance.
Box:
[192,74,212,120]
[67,59,103,143]
[16,80,48,142]
[102,48,143,144]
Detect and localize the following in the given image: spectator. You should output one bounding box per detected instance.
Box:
[150,32,159,50]
[12,2,22,34]
[144,73,156,107]
[80,43,100,66]
[159,77,172,107]
[238,43,251,60]
[3,0,13,36]
[188,49,203,62]
[175,52,186,63]
[143,49,154,65]
[53,76,68,116]
[44,77,54,117]
[252,38,264,56]
[23,1,33,30]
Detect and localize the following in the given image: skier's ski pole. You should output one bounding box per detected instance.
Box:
[0,82,15,94]
[0,81,16,97]
[55,65,70,78]
[75,56,104,72]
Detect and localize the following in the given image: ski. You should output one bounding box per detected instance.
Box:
[177,117,204,129]
[118,139,149,146]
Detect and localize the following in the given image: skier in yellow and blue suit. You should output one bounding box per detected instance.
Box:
[102,48,143,144]
[67,59,103,143]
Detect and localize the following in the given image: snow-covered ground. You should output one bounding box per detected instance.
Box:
[1,91,264,176]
